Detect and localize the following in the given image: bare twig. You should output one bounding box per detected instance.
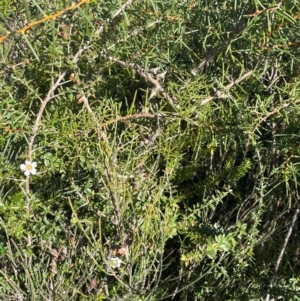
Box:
[27,72,66,160]
[99,53,177,108]
[251,99,300,135]
[112,0,135,19]
[179,14,248,91]
[177,12,250,106]
[265,209,299,301]
[28,45,88,160]
[96,0,135,35]
[199,70,254,106]
[0,0,91,43]
[100,113,156,128]
[24,45,88,246]
[76,90,125,241]
[191,41,229,77]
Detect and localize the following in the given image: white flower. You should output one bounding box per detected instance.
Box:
[109,256,123,269]
[20,160,37,176]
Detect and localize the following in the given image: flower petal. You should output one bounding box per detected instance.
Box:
[109,257,123,268]
[31,169,37,175]
[20,164,26,170]
[31,162,37,168]
[24,170,30,176]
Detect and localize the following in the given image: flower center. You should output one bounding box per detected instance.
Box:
[26,165,33,171]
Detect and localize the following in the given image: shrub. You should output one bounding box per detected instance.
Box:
[1,0,300,300]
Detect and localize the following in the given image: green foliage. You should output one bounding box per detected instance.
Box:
[1,0,300,300]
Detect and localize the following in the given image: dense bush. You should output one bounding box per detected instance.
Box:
[1,0,300,300]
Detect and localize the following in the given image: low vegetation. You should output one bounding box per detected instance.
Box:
[1,0,300,300]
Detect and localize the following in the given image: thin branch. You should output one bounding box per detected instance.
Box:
[265,209,299,301]
[77,91,125,241]
[191,41,229,77]
[99,53,177,108]
[200,70,254,106]
[252,99,300,134]
[179,14,249,92]
[0,0,91,43]
[112,0,135,19]
[27,72,65,160]
[24,45,88,246]
[27,45,88,160]
[100,113,156,128]
[96,0,135,35]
